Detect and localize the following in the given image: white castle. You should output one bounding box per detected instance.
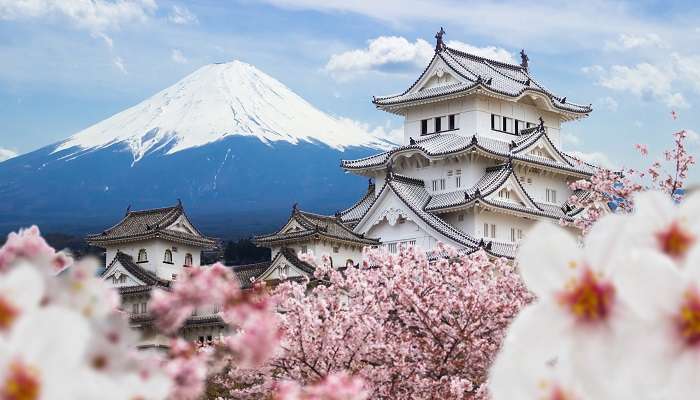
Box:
[254,30,593,280]
[86,202,224,347]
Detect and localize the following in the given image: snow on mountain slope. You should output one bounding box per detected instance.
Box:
[55,60,393,162]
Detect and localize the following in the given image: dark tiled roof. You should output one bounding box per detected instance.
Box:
[254,207,380,246]
[374,45,591,114]
[231,262,270,289]
[341,130,595,176]
[86,203,217,248]
[339,181,377,224]
[104,252,171,287]
[277,247,316,275]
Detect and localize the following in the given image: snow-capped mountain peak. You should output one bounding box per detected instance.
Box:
[55,60,392,161]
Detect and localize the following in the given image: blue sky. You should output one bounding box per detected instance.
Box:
[1,0,700,177]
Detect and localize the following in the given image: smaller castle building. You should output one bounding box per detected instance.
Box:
[87,202,224,347]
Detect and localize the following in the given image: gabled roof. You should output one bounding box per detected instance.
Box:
[102,252,171,288]
[424,163,582,221]
[87,202,217,248]
[254,247,317,283]
[357,172,516,259]
[373,44,591,115]
[338,180,377,225]
[254,206,380,247]
[341,129,596,177]
[231,262,270,289]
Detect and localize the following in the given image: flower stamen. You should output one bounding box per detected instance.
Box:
[657,221,694,260]
[0,296,19,331]
[1,360,41,400]
[558,268,615,322]
[677,288,700,346]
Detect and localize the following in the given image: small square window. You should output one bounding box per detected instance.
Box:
[333,246,339,253]
[458,214,464,222]
[421,119,428,135]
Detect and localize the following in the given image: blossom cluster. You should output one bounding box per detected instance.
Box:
[0,226,170,399]
[220,245,531,399]
[0,226,289,400]
[490,191,700,399]
[567,128,695,234]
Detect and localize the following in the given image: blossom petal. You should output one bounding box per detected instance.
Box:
[615,250,682,321]
[516,223,581,297]
[583,213,630,274]
[12,307,91,370]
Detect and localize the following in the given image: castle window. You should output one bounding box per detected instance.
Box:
[503,117,514,134]
[163,249,173,264]
[455,169,462,188]
[435,116,442,132]
[132,303,139,314]
[432,179,439,191]
[137,249,148,263]
[184,253,193,266]
[141,302,147,314]
[491,114,502,131]
[498,188,510,199]
[483,223,489,237]
[333,246,339,253]
[387,242,397,254]
[458,214,464,222]
[546,188,557,203]
[440,179,445,190]
[491,224,496,239]
[447,170,453,177]
[448,114,456,130]
[421,119,428,135]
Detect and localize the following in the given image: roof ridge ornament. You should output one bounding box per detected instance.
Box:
[125,204,131,216]
[409,137,416,145]
[520,49,529,71]
[435,27,446,52]
[538,116,545,130]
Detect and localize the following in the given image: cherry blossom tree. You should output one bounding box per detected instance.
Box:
[0,226,284,400]
[219,246,532,399]
[567,128,695,234]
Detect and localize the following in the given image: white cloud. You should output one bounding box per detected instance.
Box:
[0,147,17,162]
[338,118,403,145]
[324,36,513,80]
[686,129,699,143]
[0,0,157,33]
[596,96,619,111]
[672,53,700,93]
[634,120,644,128]
[588,62,689,109]
[568,150,617,169]
[561,132,582,147]
[168,5,198,25]
[113,56,127,74]
[604,33,667,51]
[171,49,188,64]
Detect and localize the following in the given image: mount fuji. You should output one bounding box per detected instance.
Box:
[0,61,393,238]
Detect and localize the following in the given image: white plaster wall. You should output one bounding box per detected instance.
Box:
[401,95,563,146]
[367,218,436,251]
[105,239,203,280]
[517,171,573,204]
[392,155,500,195]
[474,210,535,242]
